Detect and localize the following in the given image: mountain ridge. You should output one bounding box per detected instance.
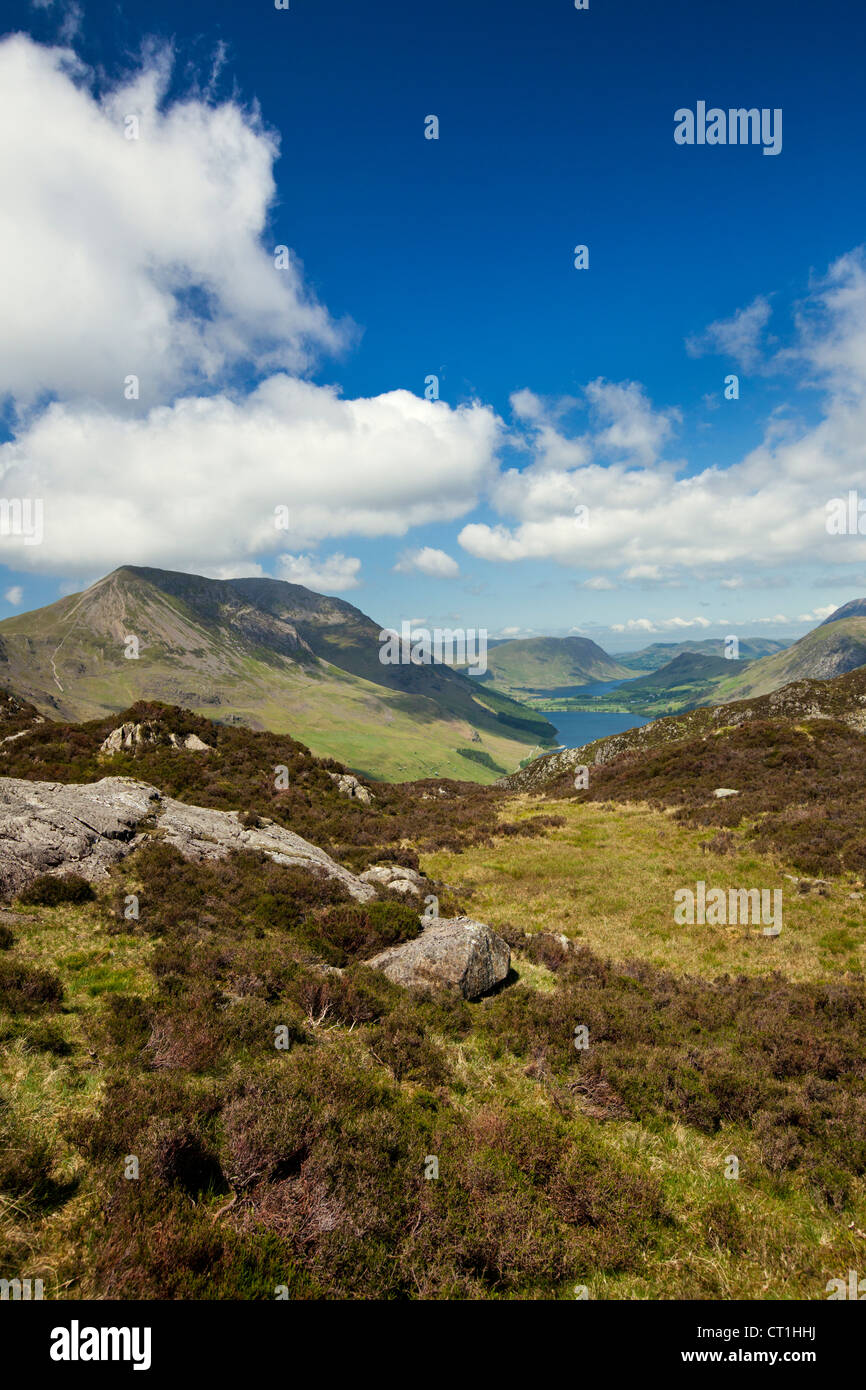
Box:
[0,566,555,782]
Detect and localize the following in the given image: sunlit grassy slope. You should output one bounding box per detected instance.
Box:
[423,798,866,981]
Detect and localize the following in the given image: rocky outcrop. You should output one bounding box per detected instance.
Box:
[170,733,212,751]
[100,722,212,754]
[359,863,425,897]
[365,916,510,999]
[327,772,374,804]
[0,775,374,902]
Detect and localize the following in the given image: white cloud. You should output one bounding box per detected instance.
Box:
[584,379,680,466]
[0,34,345,412]
[0,378,500,573]
[582,576,616,590]
[796,605,837,623]
[611,618,658,633]
[611,615,712,634]
[276,553,361,593]
[394,547,460,579]
[624,564,663,582]
[686,295,773,369]
[204,562,265,581]
[2,585,23,605]
[460,252,866,581]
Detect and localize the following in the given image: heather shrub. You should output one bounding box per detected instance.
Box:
[88,993,153,1057]
[0,958,63,1011]
[18,873,95,907]
[0,1105,74,1211]
[369,1007,450,1085]
[302,899,421,965]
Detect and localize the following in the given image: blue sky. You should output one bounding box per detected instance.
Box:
[1,0,866,651]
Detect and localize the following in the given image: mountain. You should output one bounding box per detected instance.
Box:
[614,650,749,708]
[820,598,866,625]
[712,602,866,704]
[0,566,555,782]
[617,637,790,673]
[471,635,632,695]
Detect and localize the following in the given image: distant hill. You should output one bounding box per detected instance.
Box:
[472,635,631,695]
[619,650,744,693]
[617,637,790,673]
[0,566,555,782]
[712,603,866,704]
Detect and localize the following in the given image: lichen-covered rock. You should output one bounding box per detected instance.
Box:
[365,916,510,999]
[0,775,375,902]
[99,722,157,754]
[359,864,424,897]
[168,733,212,752]
[328,772,374,804]
[100,722,212,754]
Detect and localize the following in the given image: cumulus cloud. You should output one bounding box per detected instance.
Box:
[796,605,838,623]
[460,252,866,581]
[394,547,460,579]
[276,553,361,593]
[2,585,23,605]
[610,616,712,634]
[0,378,500,573]
[686,295,773,369]
[0,34,345,412]
[584,379,681,466]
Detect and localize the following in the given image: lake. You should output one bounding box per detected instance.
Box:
[526,678,634,699]
[549,709,651,750]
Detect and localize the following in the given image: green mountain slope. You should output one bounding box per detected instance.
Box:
[0,566,554,782]
[621,651,740,693]
[713,606,866,704]
[617,637,789,673]
[473,635,631,694]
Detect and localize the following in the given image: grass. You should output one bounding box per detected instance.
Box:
[423,798,866,982]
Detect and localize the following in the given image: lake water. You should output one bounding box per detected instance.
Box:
[527,678,633,699]
[536,680,650,750]
[550,709,651,750]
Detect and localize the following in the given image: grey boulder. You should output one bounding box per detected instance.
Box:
[359,863,425,897]
[365,916,510,1000]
